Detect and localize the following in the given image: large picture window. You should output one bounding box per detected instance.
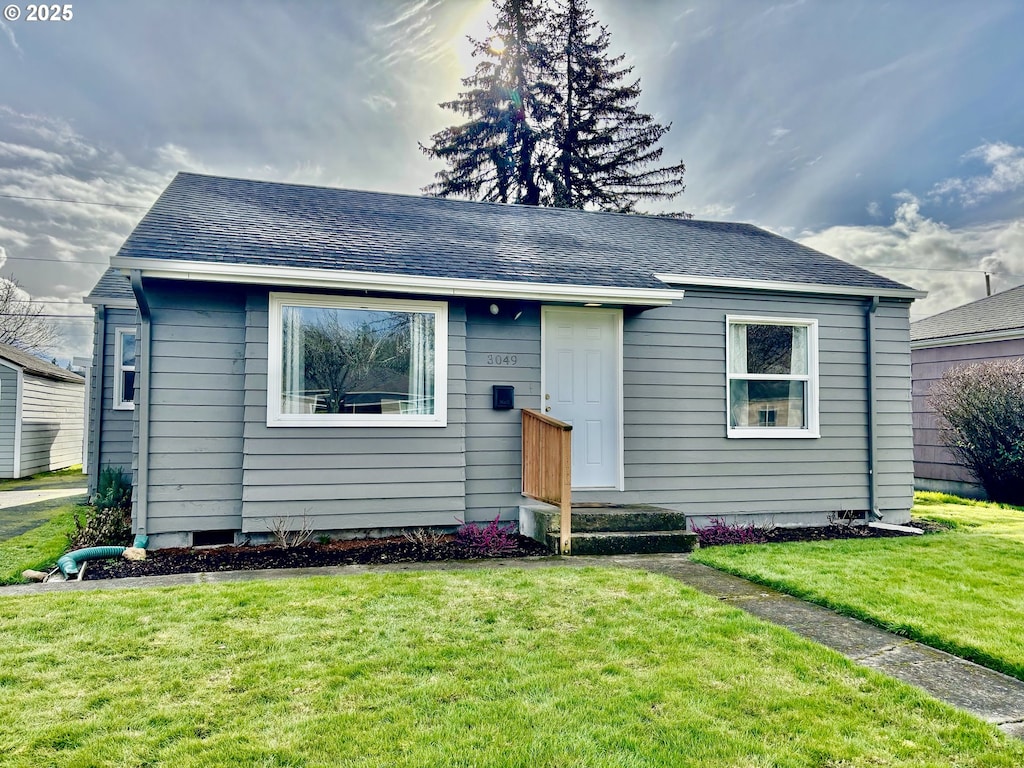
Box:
[268,293,447,427]
[726,316,818,438]
[114,327,136,410]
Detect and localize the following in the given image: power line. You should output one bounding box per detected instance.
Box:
[9,299,88,306]
[866,264,1024,277]
[0,313,91,320]
[0,192,150,209]
[3,255,113,265]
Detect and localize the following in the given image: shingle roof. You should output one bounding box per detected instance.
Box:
[0,342,85,384]
[911,283,1024,342]
[113,172,915,296]
[85,268,136,305]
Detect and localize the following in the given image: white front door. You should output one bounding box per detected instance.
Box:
[542,307,622,489]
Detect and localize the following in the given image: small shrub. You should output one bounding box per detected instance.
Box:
[929,359,1024,506]
[73,466,133,548]
[456,515,518,556]
[691,517,773,547]
[268,513,314,548]
[402,527,448,551]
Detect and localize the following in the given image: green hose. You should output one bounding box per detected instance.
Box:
[57,546,126,577]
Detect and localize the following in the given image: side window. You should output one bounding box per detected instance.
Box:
[114,328,136,410]
[726,316,818,438]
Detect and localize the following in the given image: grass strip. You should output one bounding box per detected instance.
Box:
[693,493,1024,680]
[0,567,1020,767]
[0,504,81,584]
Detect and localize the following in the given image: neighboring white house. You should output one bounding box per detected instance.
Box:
[0,342,86,479]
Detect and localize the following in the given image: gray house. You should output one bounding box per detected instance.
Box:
[90,172,922,549]
[84,268,139,496]
[911,284,1024,498]
[0,342,85,478]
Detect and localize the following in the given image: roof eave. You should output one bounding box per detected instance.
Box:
[83,296,137,309]
[654,273,926,300]
[911,327,1024,349]
[110,257,686,306]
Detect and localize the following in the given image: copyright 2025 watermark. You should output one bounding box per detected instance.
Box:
[4,4,74,22]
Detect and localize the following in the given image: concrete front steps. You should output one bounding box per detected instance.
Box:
[519,502,698,555]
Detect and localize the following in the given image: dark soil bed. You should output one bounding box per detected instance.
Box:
[761,519,944,544]
[83,534,550,580]
[81,521,940,580]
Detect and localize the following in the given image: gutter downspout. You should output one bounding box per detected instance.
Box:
[130,270,151,547]
[865,296,881,523]
[87,306,106,499]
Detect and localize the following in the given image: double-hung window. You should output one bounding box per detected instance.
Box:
[267,293,448,427]
[114,328,136,410]
[726,316,818,438]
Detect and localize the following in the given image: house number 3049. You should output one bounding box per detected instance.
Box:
[487,354,518,366]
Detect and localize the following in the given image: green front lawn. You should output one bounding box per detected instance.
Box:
[1,568,1020,767]
[693,493,1024,679]
[0,503,82,585]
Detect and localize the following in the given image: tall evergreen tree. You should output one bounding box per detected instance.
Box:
[420,0,552,205]
[547,0,686,212]
[422,0,687,214]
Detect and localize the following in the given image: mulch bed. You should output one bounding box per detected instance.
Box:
[761,519,945,543]
[80,521,939,581]
[82,534,550,580]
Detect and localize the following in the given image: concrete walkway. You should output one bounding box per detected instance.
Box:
[2,552,1023,737]
[0,487,87,542]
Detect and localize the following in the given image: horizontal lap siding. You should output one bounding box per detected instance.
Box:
[143,281,245,535]
[911,337,1024,485]
[0,365,18,477]
[463,303,541,521]
[573,290,885,516]
[97,308,137,481]
[240,290,468,533]
[874,302,914,512]
[19,375,84,475]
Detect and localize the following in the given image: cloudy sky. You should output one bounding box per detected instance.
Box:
[1,0,1022,362]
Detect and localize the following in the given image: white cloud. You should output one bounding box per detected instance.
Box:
[866,201,881,218]
[799,193,1024,319]
[767,127,790,146]
[0,110,177,361]
[694,201,736,219]
[0,141,66,168]
[930,142,1024,206]
[154,143,209,173]
[0,21,20,55]
[0,223,30,248]
[363,93,398,113]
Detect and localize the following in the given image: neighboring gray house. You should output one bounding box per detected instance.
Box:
[911,284,1024,498]
[0,342,85,479]
[91,172,923,549]
[84,268,139,496]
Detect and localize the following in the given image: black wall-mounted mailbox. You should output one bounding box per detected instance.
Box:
[492,385,515,410]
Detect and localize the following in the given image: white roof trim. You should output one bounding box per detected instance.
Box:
[83,297,136,309]
[110,257,686,306]
[653,273,926,300]
[911,327,1024,349]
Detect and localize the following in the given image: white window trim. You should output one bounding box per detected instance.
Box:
[267,292,448,428]
[725,315,819,439]
[113,327,136,411]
